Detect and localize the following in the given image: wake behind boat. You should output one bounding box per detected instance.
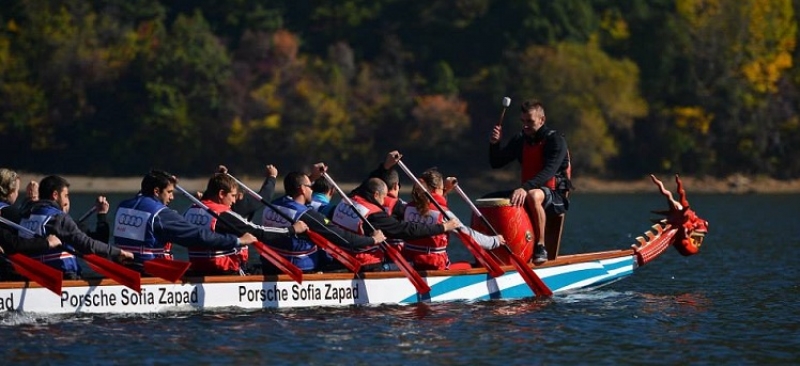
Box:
[0,175,707,315]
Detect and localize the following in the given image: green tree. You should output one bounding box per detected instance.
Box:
[508,38,648,175]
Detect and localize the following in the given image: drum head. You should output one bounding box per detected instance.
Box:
[474,198,511,207]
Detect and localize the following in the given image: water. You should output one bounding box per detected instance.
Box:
[2,192,799,365]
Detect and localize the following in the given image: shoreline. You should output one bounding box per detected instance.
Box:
[14,172,800,194]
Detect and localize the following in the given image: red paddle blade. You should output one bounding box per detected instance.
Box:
[144,258,190,283]
[82,254,142,293]
[7,254,63,295]
[505,248,553,297]
[252,241,303,284]
[455,231,505,278]
[306,229,361,273]
[380,242,431,294]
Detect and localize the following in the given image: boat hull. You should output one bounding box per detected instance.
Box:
[0,251,636,314]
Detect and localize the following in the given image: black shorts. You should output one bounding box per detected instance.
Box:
[482,188,569,215]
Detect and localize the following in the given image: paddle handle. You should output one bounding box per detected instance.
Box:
[496,108,507,127]
[396,161,504,277]
[0,215,142,293]
[320,170,431,294]
[227,173,296,223]
[77,206,98,224]
[0,216,36,237]
[321,172,373,230]
[452,184,500,237]
[174,184,303,283]
[175,184,242,230]
[228,173,360,273]
[395,160,456,222]
[227,173,348,242]
[497,97,511,127]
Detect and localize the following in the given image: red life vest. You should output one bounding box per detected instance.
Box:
[520,134,571,189]
[401,193,450,270]
[383,194,399,214]
[382,193,406,248]
[183,200,248,273]
[330,195,385,266]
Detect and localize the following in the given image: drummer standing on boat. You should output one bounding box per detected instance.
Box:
[489,99,572,264]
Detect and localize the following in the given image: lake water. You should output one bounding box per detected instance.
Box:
[1,191,799,365]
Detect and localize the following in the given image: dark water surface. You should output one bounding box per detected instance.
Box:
[2,192,799,365]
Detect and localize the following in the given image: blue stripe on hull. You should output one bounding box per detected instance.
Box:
[400,256,635,303]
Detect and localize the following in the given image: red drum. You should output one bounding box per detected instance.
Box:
[471,198,534,264]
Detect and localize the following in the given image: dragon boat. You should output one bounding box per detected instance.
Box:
[0,175,707,315]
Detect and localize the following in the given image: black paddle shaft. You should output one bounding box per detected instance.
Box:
[226,173,349,243]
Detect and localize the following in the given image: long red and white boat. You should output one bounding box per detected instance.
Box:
[0,175,708,315]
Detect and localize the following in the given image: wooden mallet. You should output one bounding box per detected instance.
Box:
[497,97,511,127]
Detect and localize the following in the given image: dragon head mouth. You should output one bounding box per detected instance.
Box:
[651,174,709,256]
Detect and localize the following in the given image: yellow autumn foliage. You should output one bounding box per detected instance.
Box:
[672,106,713,135]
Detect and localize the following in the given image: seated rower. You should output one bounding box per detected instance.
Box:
[261,170,385,274]
[331,177,460,271]
[112,170,257,275]
[19,175,133,279]
[309,178,336,219]
[219,164,279,221]
[183,173,308,276]
[402,168,505,270]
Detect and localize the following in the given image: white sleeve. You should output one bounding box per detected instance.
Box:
[446,210,500,250]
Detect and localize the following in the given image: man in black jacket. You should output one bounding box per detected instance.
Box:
[489,99,572,265]
[261,171,386,273]
[330,177,460,270]
[21,175,133,278]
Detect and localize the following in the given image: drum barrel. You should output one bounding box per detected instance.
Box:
[470,198,534,264]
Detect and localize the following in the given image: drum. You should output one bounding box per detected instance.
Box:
[471,198,534,264]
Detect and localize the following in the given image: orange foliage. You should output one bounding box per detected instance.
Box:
[409,95,470,141]
[272,30,299,65]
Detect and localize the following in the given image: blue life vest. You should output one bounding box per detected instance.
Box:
[113,195,169,263]
[19,204,81,275]
[261,196,319,271]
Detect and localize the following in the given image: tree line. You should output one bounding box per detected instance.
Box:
[1,0,799,181]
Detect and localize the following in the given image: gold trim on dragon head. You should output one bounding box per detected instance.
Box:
[650,174,709,256]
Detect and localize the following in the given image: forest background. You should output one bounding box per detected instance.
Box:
[2,0,800,190]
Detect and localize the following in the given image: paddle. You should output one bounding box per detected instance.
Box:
[451,184,553,297]
[174,184,303,283]
[142,257,190,283]
[0,216,141,292]
[395,160,505,278]
[75,203,189,282]
[1,253,63,295]
[226,173,362,274]
[320,170,431,295]
[76,206,97,224]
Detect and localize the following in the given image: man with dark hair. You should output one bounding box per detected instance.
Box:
[113,170,257,274]
[331,176,460,270]
[216,164,279,221]
[183,173,307,275]
[489,99,572,264]
[19,175,133,279]
[261,171,385,273]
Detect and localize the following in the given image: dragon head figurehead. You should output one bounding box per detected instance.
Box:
[650,174,709,256]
